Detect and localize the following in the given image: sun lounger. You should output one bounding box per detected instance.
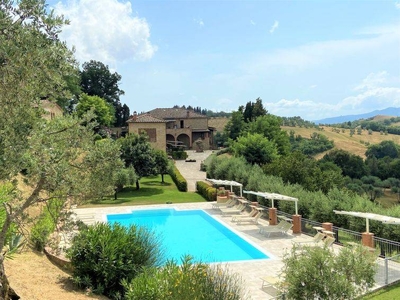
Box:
[231,205,258,222]
[211,198,236,209]
[219,203,247,215]
[260,275,286,299]
[259,220,293,237]
[294,235,336,253]
[292,232,326,246]
[236,211,263,225]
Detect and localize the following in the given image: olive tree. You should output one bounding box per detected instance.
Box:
[0,1,124,297]
[280,245,377,299]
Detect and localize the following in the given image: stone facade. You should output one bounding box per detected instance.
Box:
[127,108,214,151]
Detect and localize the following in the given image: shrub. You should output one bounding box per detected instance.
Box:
[170,150,188,160]
[169,165,187,192]
[123,256,247,300]
[67,222,162,300]
[30,198,63,251]
[196,181,217,201]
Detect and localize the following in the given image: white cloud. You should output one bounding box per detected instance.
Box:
[250,20,256,26]
[54,0,157,64]
[266,98,340,119]
[194,18,204,27]
[354,71,388,91]
[310,85,317,89]
[395,2,400,9]
[341,72,400,109]
[269,20,279,33]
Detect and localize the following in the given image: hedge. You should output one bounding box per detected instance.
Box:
[196,181,217,201]
[169,165,187,192]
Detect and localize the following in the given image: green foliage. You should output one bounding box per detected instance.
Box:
[122,256,246,300]
[290,132,334,155]
[224,110,246,141]
[231,132,279,165]
[170,150,188,160]
[30,199,63,251]
[321,149,368,179]
[281,245,377,299]
[263,151,344,193]
[242,97,267,123]
[196,181,217,201]
[80,60,128,127]
[366,140,400,159]
[248,114,291,156]
[153,150,171,182]
[169,165,188,192]
[76,93,115,126]
[118,133,157,189]
[67,222,162,299]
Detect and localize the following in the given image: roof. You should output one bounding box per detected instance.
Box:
[147,108,207,120]
[207,179,243,187]
[333,210,400,225]
[126,113,165,123]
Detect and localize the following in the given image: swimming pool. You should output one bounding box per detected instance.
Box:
[107,208,269,264]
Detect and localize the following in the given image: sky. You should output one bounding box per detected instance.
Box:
[48,0,400,121]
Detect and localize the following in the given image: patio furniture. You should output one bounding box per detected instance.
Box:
[259,220,293,237]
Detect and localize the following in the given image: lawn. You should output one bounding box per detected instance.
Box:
[362,282,400,299]
[82,174,206,207]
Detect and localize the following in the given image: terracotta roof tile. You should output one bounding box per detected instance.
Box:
[127,113,165,123]
[148,108,206,119]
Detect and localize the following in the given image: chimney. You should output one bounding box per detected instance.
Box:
[186,110,190,118]
[132,111,137,121]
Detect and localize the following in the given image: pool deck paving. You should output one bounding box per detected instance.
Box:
[73,202,338,300]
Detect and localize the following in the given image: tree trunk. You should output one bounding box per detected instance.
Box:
[136,179,140,190]
[0,256,20,300]
[161,174,164,183]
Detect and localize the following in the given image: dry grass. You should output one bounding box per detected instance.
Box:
[208,117,229,132]
[5,250,108,300]
[282,126,400,159]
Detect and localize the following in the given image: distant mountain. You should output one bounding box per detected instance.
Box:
[313,107,400,124]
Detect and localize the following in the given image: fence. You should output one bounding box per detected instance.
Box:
[253,202,400,286]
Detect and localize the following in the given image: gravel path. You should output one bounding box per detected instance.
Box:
[173,150,213,191]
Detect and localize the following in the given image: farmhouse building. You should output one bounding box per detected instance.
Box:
[127,108,215,151]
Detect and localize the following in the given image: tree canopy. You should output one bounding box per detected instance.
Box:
[76,93,115,126]
[80,60,129,127]
[118,134,157,189]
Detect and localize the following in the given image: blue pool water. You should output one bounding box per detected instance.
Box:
[107,208,269,264]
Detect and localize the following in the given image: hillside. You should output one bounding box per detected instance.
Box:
[312,107,400,124]
[208,116,400,158]
[282,126,400,159]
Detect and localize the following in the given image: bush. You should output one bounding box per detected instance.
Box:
[169,165,187,192]
[30,199,63,251]
[196,181,217,201]
[67,222,162,300]
[170,150,188,160]
[123,256,247,300]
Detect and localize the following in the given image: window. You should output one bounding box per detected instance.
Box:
[180,120,184,128]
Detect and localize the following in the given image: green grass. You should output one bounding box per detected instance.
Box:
[361,282,400,299]
[82,175,206,207]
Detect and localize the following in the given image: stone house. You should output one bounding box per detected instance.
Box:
[126,108,215,151]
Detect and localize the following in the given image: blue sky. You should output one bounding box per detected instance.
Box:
[50,0,400,121]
